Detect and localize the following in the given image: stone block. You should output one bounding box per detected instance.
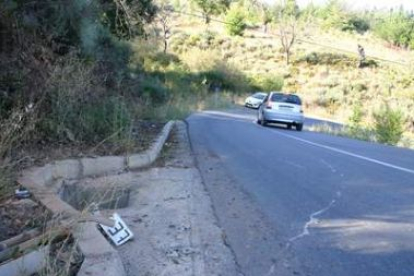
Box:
[81,156,126,177]
[127,154,150,169]
[53,159,81,180]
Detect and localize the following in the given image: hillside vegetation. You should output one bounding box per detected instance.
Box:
[164,0,414,147]
[1,0,414,167]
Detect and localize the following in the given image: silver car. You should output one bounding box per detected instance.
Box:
[244,92,267,109]
[257,92,304,131]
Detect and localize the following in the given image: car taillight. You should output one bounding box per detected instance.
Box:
[266,101,272,109]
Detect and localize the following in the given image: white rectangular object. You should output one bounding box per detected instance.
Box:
[100,213,134,246]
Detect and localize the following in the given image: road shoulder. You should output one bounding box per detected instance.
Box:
[115,121,239,275]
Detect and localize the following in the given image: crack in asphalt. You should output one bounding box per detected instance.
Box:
[265,264,276,276]
[289,192,341,243]
[320,158,337,173]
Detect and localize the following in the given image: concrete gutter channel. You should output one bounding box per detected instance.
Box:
[1,121,176,276]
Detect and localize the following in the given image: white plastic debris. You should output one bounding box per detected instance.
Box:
[100,213,134,246]
[15,187,30,199]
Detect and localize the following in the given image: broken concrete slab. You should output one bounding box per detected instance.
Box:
[12,121,176,276]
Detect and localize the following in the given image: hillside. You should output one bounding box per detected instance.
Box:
[160,8,414,146]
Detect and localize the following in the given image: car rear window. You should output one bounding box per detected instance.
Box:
[253,93,266,99]
[270,93,302,105]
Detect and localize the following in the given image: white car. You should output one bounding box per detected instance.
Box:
[244,92,267,109]
[257,92,304,131]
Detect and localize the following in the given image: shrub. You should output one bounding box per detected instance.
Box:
[40,93,133,143]
[187,34,202,47]
[341,16,370,34]
[353,83,368,92]
[141,77,169,104]
[373,104,405,145]
[79,96,132,142]
[199,65,251,93]
[373,11,414,49]
[348,103,363,135]
[179,48,251,93]
[200,30,217,47]
[144,52,181,71]
[225,5,247,36]
[249,74,284,92]
[297,52,355,66]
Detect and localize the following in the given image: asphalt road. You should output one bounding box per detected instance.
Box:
[187,108,414,276]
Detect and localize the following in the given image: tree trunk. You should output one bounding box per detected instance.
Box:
[285,51,290,65]
[164,38,167,53]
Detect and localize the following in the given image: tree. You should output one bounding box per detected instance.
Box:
[155,1,174,53]
[259,4,273,33]
[100,0,157,40]
[225,4,247,36]
[373,10,414,49]
[278,0,299,65]
[240,0,273,32]
[191,0,230,23]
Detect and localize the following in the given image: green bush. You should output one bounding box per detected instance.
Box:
[187,34,202,46]
[348,103,363,134]
[40,93,133,143]
[225,5,247,36]
[249,74,284,92]
[342,16,370,33]
[141,77,169,104]
[200,30,217,47]
[297,52,355,66]
[79,96,132,142]
[307,1,370,33]
[346,103,374,141]
[373,11,414,49]
[143,52,181,71]
[198,66,251,93]
[373,104,405,145]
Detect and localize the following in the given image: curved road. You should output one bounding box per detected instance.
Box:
[187,109,414,276]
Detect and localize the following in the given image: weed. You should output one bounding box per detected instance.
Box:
[0,167,13,202]
[373,104,405,145]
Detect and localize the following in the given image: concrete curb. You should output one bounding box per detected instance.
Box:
[5,121,176,276]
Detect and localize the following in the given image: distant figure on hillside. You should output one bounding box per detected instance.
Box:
[357,44,366,68]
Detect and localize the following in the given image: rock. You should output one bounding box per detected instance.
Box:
[12,199,39,209]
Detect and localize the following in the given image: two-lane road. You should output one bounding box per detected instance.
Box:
[187,109,414,276]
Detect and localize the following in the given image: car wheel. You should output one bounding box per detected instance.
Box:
[258,112,267,126]
[287,124,292,130]
[296,123,303,131]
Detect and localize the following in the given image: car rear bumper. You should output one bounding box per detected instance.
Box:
[263,110,304,124]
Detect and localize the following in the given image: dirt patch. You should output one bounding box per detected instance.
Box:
[0,197,51,242]
[152,128,179,167]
